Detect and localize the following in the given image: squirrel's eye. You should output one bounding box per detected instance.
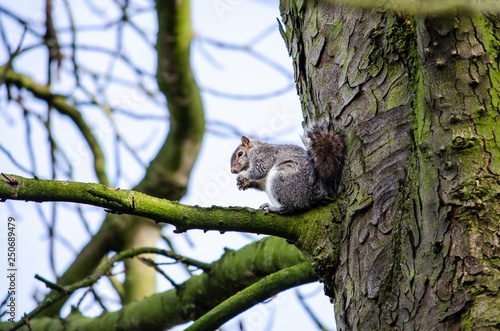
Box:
[238,151,244,157]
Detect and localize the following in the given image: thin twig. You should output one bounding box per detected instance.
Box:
[35,274,66,292]
[295,289,332,331]
[196,33,292,79]
[200,83,295,100]
[138,256,179,289]
[161,235,192,276]
[0,5,45,38]
[0,145,33,175]
[23,313,32,331]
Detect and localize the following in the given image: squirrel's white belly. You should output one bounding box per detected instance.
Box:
[264,166,281,208]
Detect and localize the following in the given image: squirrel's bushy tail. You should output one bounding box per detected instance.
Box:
[303,122,346,196]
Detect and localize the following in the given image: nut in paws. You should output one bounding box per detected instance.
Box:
[237,175,250,190]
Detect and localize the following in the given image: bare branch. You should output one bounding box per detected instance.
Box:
[196,33,293,79]
[0,5,45,39]
[0,66,110,186]
[201,83,295,100]
[0,144,33,175]
[295,289,332,331]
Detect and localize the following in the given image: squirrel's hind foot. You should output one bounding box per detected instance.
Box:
[259,203,271,214]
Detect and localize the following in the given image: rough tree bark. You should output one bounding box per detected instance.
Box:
[280,1,500,329]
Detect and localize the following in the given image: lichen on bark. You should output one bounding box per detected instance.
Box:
[280,0,500,329]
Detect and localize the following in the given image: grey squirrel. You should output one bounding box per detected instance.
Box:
[230,122,346,214]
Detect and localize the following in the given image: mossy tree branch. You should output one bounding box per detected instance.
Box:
[136,0,205,199]
[0,174,329,243]
[7,247,208,330]
[185,262,317,331]
[1,237,313,331]
[0,173,343,294]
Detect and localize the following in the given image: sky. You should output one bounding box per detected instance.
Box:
[0,0,336,330]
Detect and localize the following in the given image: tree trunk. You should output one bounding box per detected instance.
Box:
[280,1,500,329]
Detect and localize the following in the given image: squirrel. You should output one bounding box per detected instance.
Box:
[230,122,346,214]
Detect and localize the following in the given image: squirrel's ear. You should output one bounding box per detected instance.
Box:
[241,136,252,147]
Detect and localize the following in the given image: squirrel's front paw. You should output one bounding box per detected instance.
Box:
[259,203,271,214]
[236,175,250,190]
